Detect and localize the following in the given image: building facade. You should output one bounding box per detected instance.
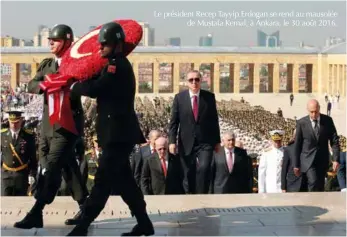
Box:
[1,44,346,97]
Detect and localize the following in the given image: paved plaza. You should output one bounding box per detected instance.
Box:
[1,192,345,236]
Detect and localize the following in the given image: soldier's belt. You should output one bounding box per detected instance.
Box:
[2,163,28,172]
[9,143,25,165]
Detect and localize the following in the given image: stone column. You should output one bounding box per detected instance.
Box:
[173,61,180,94]
[343,66,346,97]
[336,64,341,95]
[213,62,219,93]
[194,62,200,71]
[272,63,279,93]
[11,63,20,90]
[153,62,159,95]
[133,62,139,94]
[312,63,318,93]
[31,63,39,79]
[234,63,240,93]
[253,63,260,93]
[293,64,299,93]
[287,64,293,92]
[331,64,336,95]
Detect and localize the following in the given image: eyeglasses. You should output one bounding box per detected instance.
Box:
[188,78,200,83]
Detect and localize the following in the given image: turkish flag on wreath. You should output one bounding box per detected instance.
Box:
[39,19,143,134]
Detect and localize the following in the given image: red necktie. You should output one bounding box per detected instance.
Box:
[161,157,167,177]
[193,95,198,121]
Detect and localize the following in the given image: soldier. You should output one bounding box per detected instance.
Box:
[258,130,285,193]
[67,22,154,236]
[1,111,37,196]
[14,24,88,229]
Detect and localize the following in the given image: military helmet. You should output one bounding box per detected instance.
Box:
[48,24,74,41]
[98,22,125,45]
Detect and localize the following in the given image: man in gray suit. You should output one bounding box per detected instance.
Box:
[294,99,340,192]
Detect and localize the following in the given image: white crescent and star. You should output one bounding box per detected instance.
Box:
[70,29,100,59]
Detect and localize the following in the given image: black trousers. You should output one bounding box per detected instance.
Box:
[81,143,146,222]
[180,141,213,194]
[304,166,326,192]
[33,129,87,204]
[1,172,29,196]
[58,156,89,200]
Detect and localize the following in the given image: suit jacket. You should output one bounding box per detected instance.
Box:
[132,144,153,187]
[294,114,340,172]
[71,56,146,147]
[168,89,221,156]
[27,58,84,137]
[141,153,184,195]
[281,143,305,192]
[210,147,252,194]
[1,128,37,178]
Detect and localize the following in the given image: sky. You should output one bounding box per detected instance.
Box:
[1,1,346,47]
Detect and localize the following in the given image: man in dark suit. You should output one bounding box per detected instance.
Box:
[14,24,88,229]
[169,70,221,194]
[281,129,307,192]
[67,22,153,236]
[1,111,37,196]
[294,99,340,192]
[210,131,252,194]
[141,137,184,195]
[132,130,160,186]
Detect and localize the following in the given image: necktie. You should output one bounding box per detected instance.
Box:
[227,150,233,172]
[160,157,167,177]
[55,61,59,71]
[12,133,16,143]
[192,95,198,121]
[313,120,319,137]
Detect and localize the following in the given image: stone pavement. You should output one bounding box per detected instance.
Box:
[1,192,345,236]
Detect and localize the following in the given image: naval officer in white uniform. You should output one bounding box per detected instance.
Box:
[258,130,285,193]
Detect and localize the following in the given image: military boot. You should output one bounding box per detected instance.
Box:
[14,211,43,229]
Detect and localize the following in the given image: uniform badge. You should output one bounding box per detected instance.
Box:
[107,65,116,73]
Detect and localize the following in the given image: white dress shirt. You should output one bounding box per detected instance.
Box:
[55,58,62,67]
[10,129,19,141]
[310,116,320,129]
[189,90,200,109]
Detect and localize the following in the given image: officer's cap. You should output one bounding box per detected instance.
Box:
[270,130,284,141]
[6,111,23,123]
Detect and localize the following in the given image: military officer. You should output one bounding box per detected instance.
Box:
[67,21,153,236]
[258,130,285,193]
[85,135,100,192]
[1,111,37,196]
[14,24,88,229]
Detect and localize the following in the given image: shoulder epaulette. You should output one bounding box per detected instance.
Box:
[85,150,93,155]
[23,128,34,135]
[1,128,8,133]
[38,58,54,71]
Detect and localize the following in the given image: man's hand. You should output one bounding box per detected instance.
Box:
[28,176,35,185]
[332,161,340,172]
[293,167,301,177]
[169,144,176,155]
[214,143,221,153]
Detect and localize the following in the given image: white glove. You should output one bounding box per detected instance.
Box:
[28,176,35,185]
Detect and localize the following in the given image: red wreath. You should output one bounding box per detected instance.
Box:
[39,19,143,134]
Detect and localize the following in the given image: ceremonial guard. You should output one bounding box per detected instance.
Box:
[1,111,37,196]
[258,130,285,193]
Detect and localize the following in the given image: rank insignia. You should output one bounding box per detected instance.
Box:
[107,65,116,73]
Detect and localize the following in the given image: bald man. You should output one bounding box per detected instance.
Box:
[141,137,183,195]
[294,99,340,192]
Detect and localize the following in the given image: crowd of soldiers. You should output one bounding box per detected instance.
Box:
[1,95,346,196]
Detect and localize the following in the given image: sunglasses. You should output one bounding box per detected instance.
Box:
[188,78,200,83]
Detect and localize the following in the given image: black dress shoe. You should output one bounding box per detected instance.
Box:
[66,224,88,236]
[14,212,43,229]
[65,210,83,225]
[121,223,154,236]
